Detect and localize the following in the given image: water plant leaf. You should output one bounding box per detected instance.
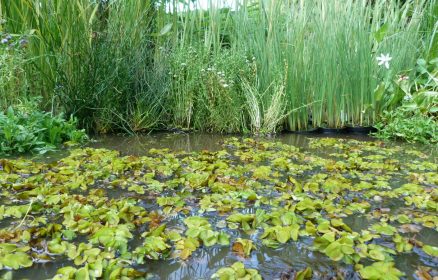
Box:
[211,262,262,280]
[359,262,404,280]
[232,238,256,258]
[295,267,312,280]
[422,245,438,257]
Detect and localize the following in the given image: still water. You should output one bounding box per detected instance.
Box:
[3,132,438,280]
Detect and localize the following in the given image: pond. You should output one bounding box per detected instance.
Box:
[0,133,437,280]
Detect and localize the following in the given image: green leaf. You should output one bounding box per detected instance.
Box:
[324,241,343,261]
[295,267,312,280]
[369,249,385,261]
[423,245,438,257]
[359,262,404,280]
[0,252,33,269]
[159,23,173,36]
[374,23,389,43]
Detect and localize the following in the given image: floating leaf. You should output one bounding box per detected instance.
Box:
[422,245,438,257]
[359,262,404,280]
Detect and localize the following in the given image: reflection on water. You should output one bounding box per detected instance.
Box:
[8,259,74,280]
[88,132,378,156]
[88,132,437,159]
[140,241,349,280]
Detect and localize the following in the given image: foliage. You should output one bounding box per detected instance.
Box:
[211,262,262,280]
[374,58,437,144]
[167,46,254,133]
[359,262,405,280]
[0,0,436,134]
[0,137,437,278]
[0,0,162,133]
[0,104,87,155]
[374,107,437,144]
[0,28,30,110]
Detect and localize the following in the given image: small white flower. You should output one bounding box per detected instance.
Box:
[376,53,392,69]
[180,63,187,67]
[223,84,229,88]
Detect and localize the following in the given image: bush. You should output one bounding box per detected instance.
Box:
[0,105,88,155]
[374,108,437,144]
[374,58,437,144]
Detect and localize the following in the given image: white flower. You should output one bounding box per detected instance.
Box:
[377,53,392,69]
[223,84,229,88]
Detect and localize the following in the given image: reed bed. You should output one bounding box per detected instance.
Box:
[0,0,435,133]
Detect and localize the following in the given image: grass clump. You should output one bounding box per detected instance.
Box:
[168,46,255,133]
[0,30,30,110]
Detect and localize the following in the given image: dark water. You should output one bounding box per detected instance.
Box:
[88,132,378,155]
[3,132,438,280]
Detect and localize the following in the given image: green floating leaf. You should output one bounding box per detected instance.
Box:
[0,252,33,270]
[359,262,404,280]
[211,262,262,280]
[422,245,438,257]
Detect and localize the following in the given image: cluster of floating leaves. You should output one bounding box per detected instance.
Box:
[0,138,437,279]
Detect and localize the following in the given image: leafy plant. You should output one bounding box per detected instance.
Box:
[374,108,437,144]
[211,262,262,280]
[359,262,404,280]
[374,57,437,144]
[0,244,32,270]
[0,137,437,278]
[0,104,87,155]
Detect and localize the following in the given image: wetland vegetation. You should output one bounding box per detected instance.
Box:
[0,136,437,279]
[0,0,438,279]
[0,0,436,139]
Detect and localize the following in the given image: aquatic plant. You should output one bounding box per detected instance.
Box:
[211,262,262,280]
[1,0,435,134]
[0,137,437,278]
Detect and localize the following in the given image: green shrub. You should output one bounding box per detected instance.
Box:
[374,108,437,144]
[374,58,437,144]
[0,105,88,155]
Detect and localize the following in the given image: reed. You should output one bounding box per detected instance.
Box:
[0,0,435,134]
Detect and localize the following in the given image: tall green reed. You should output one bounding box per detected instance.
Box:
[0,0,98,114]
[1,0,435,134]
